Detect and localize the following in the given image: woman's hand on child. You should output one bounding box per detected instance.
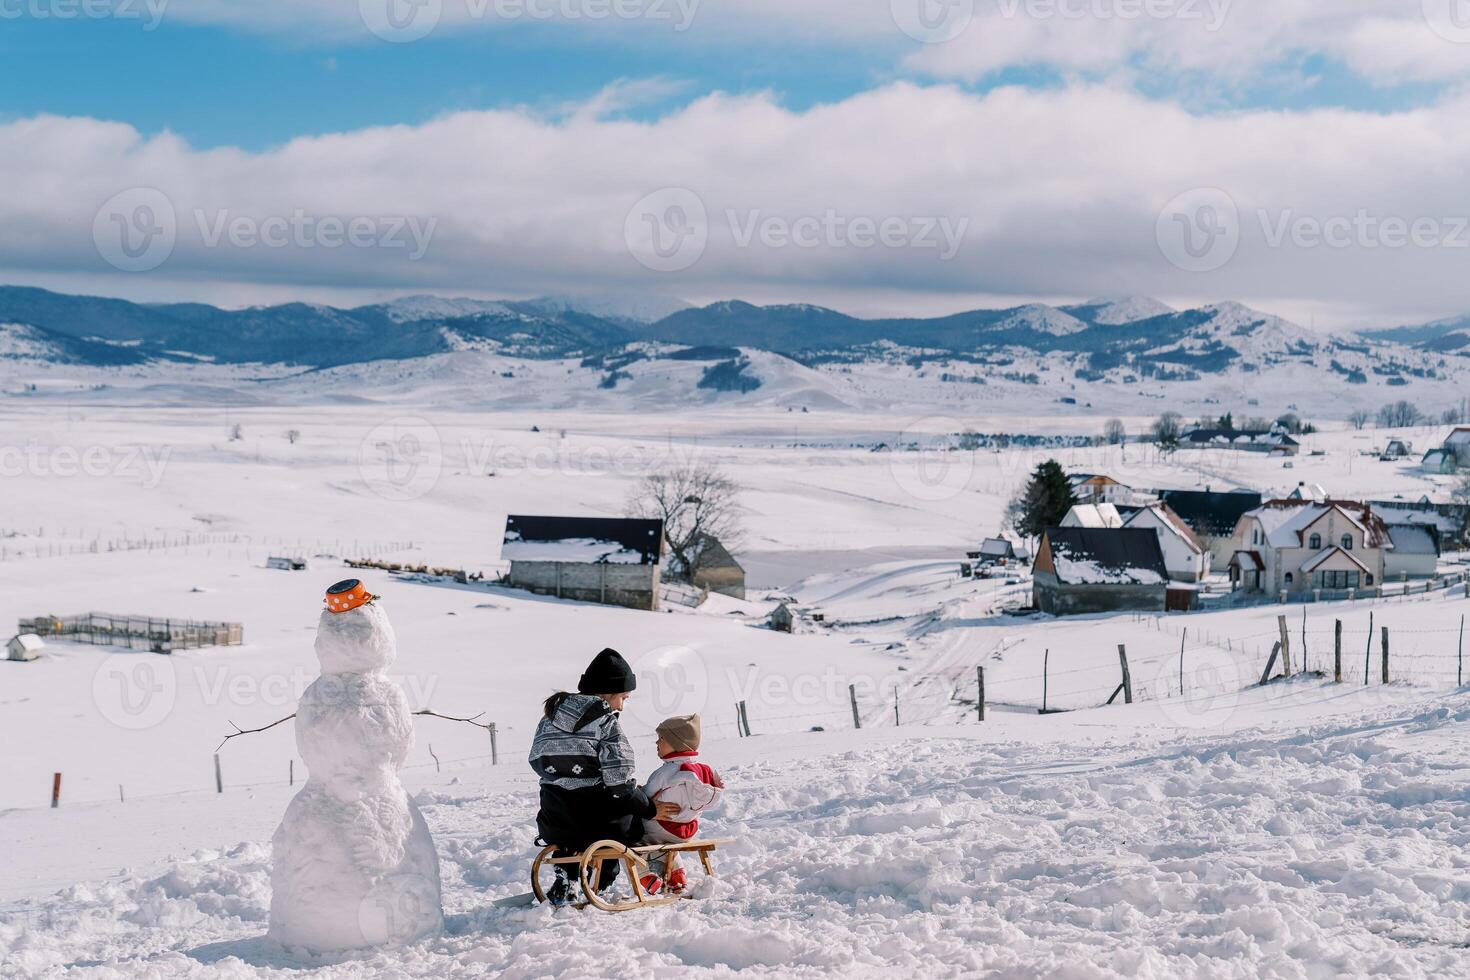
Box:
[654,801,682,820]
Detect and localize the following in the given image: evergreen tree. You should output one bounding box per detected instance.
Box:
[1016,459,1076,540]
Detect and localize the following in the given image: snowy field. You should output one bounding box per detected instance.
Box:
[1,398,1469,977]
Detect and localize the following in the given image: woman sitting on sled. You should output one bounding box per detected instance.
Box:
[528,648,679,906]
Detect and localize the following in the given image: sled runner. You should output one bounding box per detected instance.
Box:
[530,839,734,912]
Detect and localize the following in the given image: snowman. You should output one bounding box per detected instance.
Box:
[268,580,443,957]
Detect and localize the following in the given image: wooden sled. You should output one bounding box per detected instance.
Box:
[530,838,734,912]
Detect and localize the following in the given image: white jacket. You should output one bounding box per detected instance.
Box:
[641,752,723,839]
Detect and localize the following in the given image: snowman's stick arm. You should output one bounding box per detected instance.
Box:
[216,713,297,752]
[414,709,495,732]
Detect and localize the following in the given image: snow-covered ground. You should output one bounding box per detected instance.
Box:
[1,400,1468,977]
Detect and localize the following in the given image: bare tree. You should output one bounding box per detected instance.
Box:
[229,423,243,442]
[1349,409,1371,431]
[1453,473,1470,507]
[1376,400,1420,429]
[628,463,743,580]
[1103,418,1126,445]
[285,429,300,444]
[1151,412,1182,453]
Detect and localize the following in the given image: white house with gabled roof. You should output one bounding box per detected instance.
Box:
[1228,499,1393,595]
[1124,502,1210,583]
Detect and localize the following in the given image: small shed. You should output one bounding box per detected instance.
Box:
[7,633,42,661]
[1032,527,1168,615]
[972,537,1017,565]
[502,514,665,611]
[266,556,309,571]
[1422,449,1457,475]
[769,602,796,633]
[682,533,746,600]
[1382,439,1413,460]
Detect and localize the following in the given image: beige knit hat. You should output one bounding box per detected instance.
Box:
[656,714,701,753]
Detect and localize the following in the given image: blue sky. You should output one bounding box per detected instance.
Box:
[0,9,1452,151]
[3,3,1470,326]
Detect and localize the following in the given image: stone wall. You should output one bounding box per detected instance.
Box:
[1033,572,1166,615]
[507,561,660,611]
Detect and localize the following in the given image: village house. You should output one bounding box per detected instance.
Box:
[1123,502,1210,583]
[1422,448,1458,475]
[1384,524,1439,580]
[1033,527,1169,615]
[1372,495,1470,550]
[1157,489,1263,569]
[1068,474,1132,505]
[501,514,665,611]
[1180,426,1300,456]
[1447,426,1470,465]
[677,533,746,600]
[971,537,1017,565]
[1381,439,1413,460]
[1227,500,1392,596]
[1060,503,1124,529]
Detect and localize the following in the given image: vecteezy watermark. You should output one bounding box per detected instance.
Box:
[728,210,969,261]
[0,443,171,488]
[887,417,978,503]
[93,188,438,273]
[1258,209,1470,251]
[193,210,437,261]
[1151,647,1242,730]
[93,653,178,730]
[996,0,1231,30]
[0,0,168,30]
[1423,0,1470,44]
[1156,187,1240,273]
[891,0,975,43]
[625,187,709,273]
[93,187,177,273]
[358,0,699,42]
[1158,188,1470,272]
[625,645,709,729]
[625,188,970,273]
[359,417,444,502]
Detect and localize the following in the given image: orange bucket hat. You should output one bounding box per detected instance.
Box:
[325,578,378,614]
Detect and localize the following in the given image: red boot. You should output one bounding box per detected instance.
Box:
[667,868,688,894]
[639,873,664,896]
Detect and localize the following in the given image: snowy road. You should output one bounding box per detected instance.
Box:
[6,688,1470,978]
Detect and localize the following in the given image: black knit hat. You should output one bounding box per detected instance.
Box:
[578,648,636,695]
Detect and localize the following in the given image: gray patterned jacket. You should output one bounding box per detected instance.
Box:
[528,693,637,792]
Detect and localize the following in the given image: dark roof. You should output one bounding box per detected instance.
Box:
[502,515,665,564]
[1042,527,1168,584]
[1158,489,1265,536]
[1386,523,1439,556]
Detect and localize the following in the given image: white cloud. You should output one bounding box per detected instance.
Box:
[8,82,1470,326]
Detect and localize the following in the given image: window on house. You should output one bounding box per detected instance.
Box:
[1308,533,1322,550]
[1366,574,1374,585]
[1284,573,1294,586]
[1315,570,1361,590]
[1341,535,1353,551]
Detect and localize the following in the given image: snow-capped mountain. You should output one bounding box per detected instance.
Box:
[517,292,692,325]
[1062,296,1176,326]
[1363,312,1470,353]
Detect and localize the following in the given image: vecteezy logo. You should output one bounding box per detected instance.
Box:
[625,645,709,729]
[887,417,976,503]
[891,0,974,43]
[93,187,177,273]
[359,0,441,42]
[1424,0,1470,43]
[358,417,443,501]
[1153,647,1243,731]
[1156,187,1240,273]
[624,188,708,273]
[92,653,178,730]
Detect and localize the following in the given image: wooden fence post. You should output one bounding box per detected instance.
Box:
[1117,645,1133,704]
[739,701,752,736]
[736,703,745,737]
[1459,615,1465,688]
[893,687,900,727]
[977,666,986,722]
[849,684,862,729]
[489,722,499,766]
[1380,626,1389,685]
[1363,611,1374,687]
[1277,615,1292,676]
[214,753,223,794]
[1259,641,1282,686]
[289,759,294,786]
[1334,620,1342,684]
[51,772,61,809]
[1178,629,1187,697]
[119,784,125,803]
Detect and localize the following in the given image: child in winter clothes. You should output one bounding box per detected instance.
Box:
[529,648,679,905]
[637,714,723,895]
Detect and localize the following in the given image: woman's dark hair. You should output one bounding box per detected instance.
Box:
[544,691,573,719]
